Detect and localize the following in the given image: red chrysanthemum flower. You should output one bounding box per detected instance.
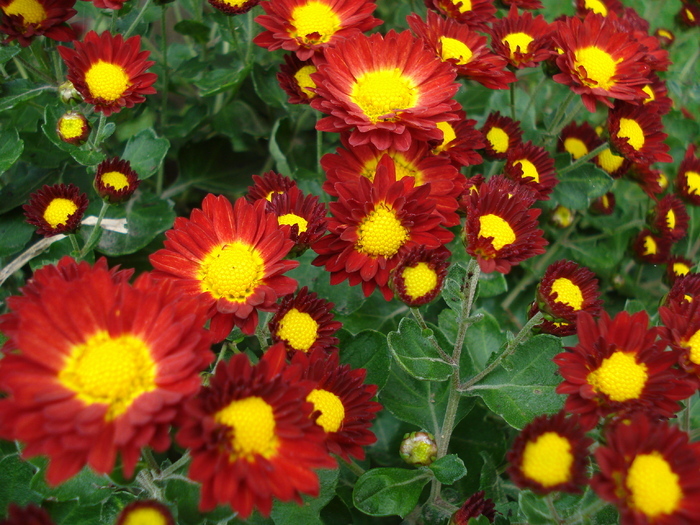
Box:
[268,286,342,354]
[639,73,672,115]
[449,491,496,525]
[56,110,90,145]
[23,183,88,237]
[268,186,328,255]
[679,2,700,28]
[320,136,466,227]
[0,504,55,525]
[424,0,496,31]
[277,53,318,104]
[149,195,299,341]
[391,246,451,307]
[551,12,652,112]
[489,6,554,69]
[660,300,700,381]
[94,157,140,204]
[665,256,694,284]
[310,30,461,152]
[557,121,605,160]
[504,141,557,200]
[208,0,259,16]
[312,157,453,300]
[553,310,695,430]
[632,228,672,265]
[628,164,667,198]
[590,191,616,215]
[176,344,335,519]
[654,28,675,48]
[574,0,622,17]
[594,145,631,179]
[649,194,689,242]
[677,145,700,206]
[406,10,515,90]
[253,0,381,60]
[530,259,603,337]
[246,170,298,203]
[607,103,672,166]
[291,348,381,461]
[0,260,213,485]
[480,111,523,160]
[664,274,700,313]
[429,110,485,168]
[58,31,157,116]
[464,175,547,274]
[115,501,175,525]
[592,415,700,525]
[0,0,75,46]
[506,411,592,494]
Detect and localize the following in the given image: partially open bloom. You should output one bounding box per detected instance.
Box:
[664,274,700,313]
[277,53,318,104]
[429,110,485,168]
[56,111,90,145]
[480,111,523,160]
[94,157,140,203]
[0,504,55,525]
[0,259,213,485]
[149,195,298,341]
[590,191,616,215]
[575,0,623,17]
[23,183,88,237]
[253,0,381,60]
[424,0,496,31]
[595,145,631,179]
[628,164,667,197]
[607,103,672,166]
[208,0,259,15]
[660,300,700,381]
[246,170,297,202]
[268,187,328,255]
[557,121,604,160]
[592,415,700,524]
[0,0,75,46]
[115,501,175,525]
[503,141,557,200]
[640,73,672,115]
[490,6,554,69]
[176,345,335,518]
[677,145,700,206]
[391,246,451,307]
[554,310,695,429]
[268,286,342,354]
[679,2,700,28]
[449,491,496,525]
[632,228,672,265]
[58,31,157,116]
[649,194,689,242]
[507,411,592,494]
[311,30,460,152]
[654,28,675,47]
[550,204,575,229]
[666,256,694,284]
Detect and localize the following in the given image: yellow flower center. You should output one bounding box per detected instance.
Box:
[643,235,657,255]
[197,242,265,303]
[290,1,341,44]
[658,172,669,190]
[686,7,696,22]
[450,0,473,14]
[122,507,170,525]
[276,308,319,351]
[350,69,418,124]
[58,115,85,140]
[479,214,515,251]
[657,29,673,39]
[685,171,700,195]
[306,388,345,433]
[2,0,46,24]
[683,329,700,365]
[434,121,457,152]
[601,194,610,208]
[552,205,574,228]
[521,432,574,487]
[642,85,655,104]
[277,212,308,233]
[84,61,131,102]
[618,118,645,151]
[550,277,584,310]
[666,208,676,231]
[439,36,473,65]
[673,262,690,277]
[583,0,607,15]
[58,332,156,421]
[294,65,318,97]
[514,159,540,183]
[486,127,510,154]
[43,197,78,228]
[597,148,625,174]
[502,32,534,58]
[222,0,248,7]
[402,262,438,300]
[215,396,279,461]
[587,351,648,402]
[564,137,589,160]
[574,46,618,90]
[100,171,130,191]
[626,452,682,518]
[356,204,409,257]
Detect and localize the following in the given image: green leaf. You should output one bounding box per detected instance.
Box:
[552,155,613,210]
[518,491,551,525]
[174,19,210,43]
[0,453,42,515]
[338,329,390,390]
[463,334,565,430]
[442,263,467,311]
[428,454,466,485]
[29,464,114,506]
[196,64,251,97]
[0,128,24,174]
[0,207,33,257]
[271,469,338,525]
[164,478,238,525]
[0,45,20,65]
[122,128,170,180]
[387,317,452,381]
[478,271,508,298]
[0,80,53,112]
[252,63,290,110]
[464,312,507,373]
[270,117,292,177]
[0,163,53,214]
[353,468,431,518]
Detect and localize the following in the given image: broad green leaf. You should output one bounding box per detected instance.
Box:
[353,468,431,518]
[29,463,114,506]
[335,293,407,334]
[252,63,290,110]
[338,328,390,390]
[0,163,53,214]
[552,155,613,210]
[164,478,239,525]
[518,491,551,525]
[462,334,565,430]
[464,311,507,373]
[271,468,338,525]
[195,64,251,97]
[478,271,508,298]
[269,118,292,177]
[429,454,466,485]
[388,318,452,382]
[174,20,210,43]
[0,80,53,111]
[0,128,23,174]
[442,263,467,311]
[0,208,33,257]
[0,45,20,64]
[122,128,170,180]
[0,453,42,514]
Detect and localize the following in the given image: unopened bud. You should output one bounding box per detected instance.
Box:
[57,111,91,146]
[550,205,574,229]
[58,80,82,105]
[400,431,438,466]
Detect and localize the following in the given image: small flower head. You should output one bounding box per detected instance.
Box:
[56,110,90,145]
[590,191,616,215]
[424,0,496,31]
[115,501,175,525]
[246,170,297,203]
[550,204,575,228]
[654,27,675,47]
[0,0,76,47]
[0,504,55,525]
[664,274,700,313]
[489,6,554,69]
[575,0,623,17]
[400,431,438,466]
[594,145,631,179]
[666,256,694,284]
[23,183,88,237]
[632,228,672,265]
[677,145,700,206]
[268,186,328,255]
[277,53,318,104]
[391,246,451,307]
[557,121,604,160]
[449,491,496,525]
[480,111,523,160]
[628,164,668,198]
[640,73,673,115]
[94,157,140,204]
[660,300,700,380]
[607,103,672,166]
[678,2,700,28]
[649,194,689,242]
[429,111,485,168]
[504,141,557,200]
[208,0,259,15]
[57,80,81,104]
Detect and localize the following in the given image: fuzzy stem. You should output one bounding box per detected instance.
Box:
[77,201,110,260]
[124,0,153,39]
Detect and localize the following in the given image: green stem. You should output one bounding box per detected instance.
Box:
[12,55,53,83]
[557,142,610,176]
[69,234,81,255]
[142,447,160,472]
[78,201,110,260]
[563,498,608,525]
[244,8,255,64]
[158,452,191,479]
[316,122,323,173]
[341,457,365,477]
[545,494,564,525]
[411,308,451,362]
[91,113,107,150]
[124,0,153,39]
[159,5,170,133]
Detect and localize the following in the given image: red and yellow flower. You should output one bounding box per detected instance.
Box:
[628,164,668,198]
[23,183,88,237]
[429,110,485,168]
[58,31,157,116]
[115,501,175,525]
[277,53,318,104]
[208,0,259,16]
[590,191,616,215]
[310,30,461,152]
[660,300,700,381]
[0,0,75,46]
[557,121,604,160]
[594,145,631,179]
[503,141,557,200]
[391,246,451,307]
[176,344,335,518]
[574,0,623,18]
[246,170,298,202]
[489,5,554,69]
[649,194,689,243]
[665,256,694,284]
[0,259,213,485]
[424,0,496,31]
[149,195,299,341]
[639,73,673,115]
[632,228,672,265]
[480,111,523,160]
[664,274,700,313]
[677,145,700,207]
[607,103,672,166]
[679,2,700,28]
[56,111,90,145]
[253,0,381,60]
[268,186,328,255]
[94,157,140,204]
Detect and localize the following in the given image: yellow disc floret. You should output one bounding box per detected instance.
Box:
[486,127,510,154]
[43,197,78,228]
[550,277,584,310]
[597,148,625,174]
[277,213,309,233]
[215,396,279,461]
[502,32,534,58]
[643,235,657,255]
[434,121,457,152]
[574,46,618,90]
[290,1,341,44]
[666,209,676,231]
[100,171,130,191]
[351,69,418,123]
[197,242,265,303]
[479,214,516,251]
[683,330,700,365]
[276,308,319,351]
[356,204,409,257]
[294,65,318,98]
[617,118,645,151]
[59,332,156,421]
[642,85,655,104]
[439,36,473,65]
[58,115,85,140]
[521,431,574,487]
[626,452,682,518]
[450,0,472,14]
[685,171,700,195]
[122,507,170,525]
[84,61,131,102]
[402,262,438,300]
[2,0,46,24]
[307,388,345,433]
[514,159,540,183]
[564,138,589,160]
[673,262,690,277]
[587,351,648,402]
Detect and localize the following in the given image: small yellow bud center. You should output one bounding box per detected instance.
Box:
[502,32,534,58]
[2,0,46,24]
[597,148,625,174]
[563,137,589,160]
[197,242,265,303]
[683,329,700,365]
[307,388,345,433]
[356,204,409,257]
[514,159,540,183]
[351,69,418,124]
[626,452,682,518]
[100,171,130,191]
[587,351,648,402]
[479,214,516,251]
[402,262,438,300]
[486,127,510,154]
[550,277,584,310]
[521,432,574,487]
[84,61,131,102]
[122,507,169,525]
[276,308,319,351]
[277,212,309,233]
[617,118,645,151]
[439,36,473,65]
[215,396,279,461]
[58,115,86,140]
[574,46,618,90]
[43,197,78,228]
[583,0,608,15]
[294,65,318,98]
[685,171,700,195]
[290,1,341,44]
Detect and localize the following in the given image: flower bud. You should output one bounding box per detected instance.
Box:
[56,111,91,145]
[550,205,574,229]
[449,491,496,525]
[58,80,82,104]
[399,431,437,466]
